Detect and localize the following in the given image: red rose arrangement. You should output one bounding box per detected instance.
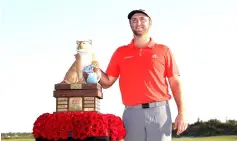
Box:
[71,112,108,140]
[32,112,126,141]
[103,114,126,141]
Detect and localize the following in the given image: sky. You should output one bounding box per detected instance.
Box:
[0,0,237,133]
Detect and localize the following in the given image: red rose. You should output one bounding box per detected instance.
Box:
[33,113,51,139]
[72,112,108,139]
[104,114,126,140]
[33,112,126,140]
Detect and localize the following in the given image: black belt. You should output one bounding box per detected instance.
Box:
[125,101,168,109]
[142,103,150,108]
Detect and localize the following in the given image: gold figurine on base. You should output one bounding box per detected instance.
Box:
[54,39,102,113]
[61,40,100,84]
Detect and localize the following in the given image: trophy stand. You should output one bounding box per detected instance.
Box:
[32,40,125,141]
[53,83,102,112]
[53,39,103,113]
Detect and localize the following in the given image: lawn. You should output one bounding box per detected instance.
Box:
[2,136,237,141]
[173,135,237,141]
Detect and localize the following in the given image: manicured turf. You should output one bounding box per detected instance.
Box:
[2,139,33,141]
[173,135,237,141]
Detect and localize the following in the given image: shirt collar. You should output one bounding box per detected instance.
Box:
[128,37,156,48]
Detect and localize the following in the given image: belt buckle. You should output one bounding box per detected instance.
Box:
[142,103,150,108]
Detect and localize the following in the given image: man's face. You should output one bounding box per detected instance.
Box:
[129,13,151,36]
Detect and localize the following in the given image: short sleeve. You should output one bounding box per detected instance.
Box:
[106,48,120,78]
[165,48,180,77]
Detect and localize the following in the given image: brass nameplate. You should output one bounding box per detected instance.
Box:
[95,99,99,103]
[58,101,67,104]
[84,101,94,104]
[84,108,94,111]
[57,105,67,108]
[95,98,100,106]
[84,104,95,108]
[58,98,68,101]
[57,108,67,112]
[57,98,68,104]
[84,97,94,100]
[69,97,82,111]
[70,84,82,89]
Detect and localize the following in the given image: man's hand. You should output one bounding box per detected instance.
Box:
[167,75,188,135]
[173,113,188,135]
[98,69,117,89]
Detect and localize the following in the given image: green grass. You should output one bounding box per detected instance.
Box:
[1,139,33,141]
[1,136,237,141]
[172,135,237,141]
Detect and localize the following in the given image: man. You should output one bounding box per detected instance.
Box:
[98,9,188,141]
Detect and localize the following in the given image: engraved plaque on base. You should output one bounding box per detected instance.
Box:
[69,97,82,111]
[56,98,68,112]
[84,108,95,111]
[54,83,102,112]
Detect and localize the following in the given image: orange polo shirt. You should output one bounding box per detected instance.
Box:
[106,38,180,106]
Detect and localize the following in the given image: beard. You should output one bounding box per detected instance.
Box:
[131,27,150,36]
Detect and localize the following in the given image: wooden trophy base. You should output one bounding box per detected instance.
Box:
[53,83,102,112]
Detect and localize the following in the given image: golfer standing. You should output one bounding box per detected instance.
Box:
[99,9,188,141]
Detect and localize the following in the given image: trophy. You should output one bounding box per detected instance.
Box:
[32,39,126,141]
[53,40,102,112]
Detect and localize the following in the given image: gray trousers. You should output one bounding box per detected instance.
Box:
[122,101,172,141]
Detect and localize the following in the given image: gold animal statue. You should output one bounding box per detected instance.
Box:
[60,40,99,84]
